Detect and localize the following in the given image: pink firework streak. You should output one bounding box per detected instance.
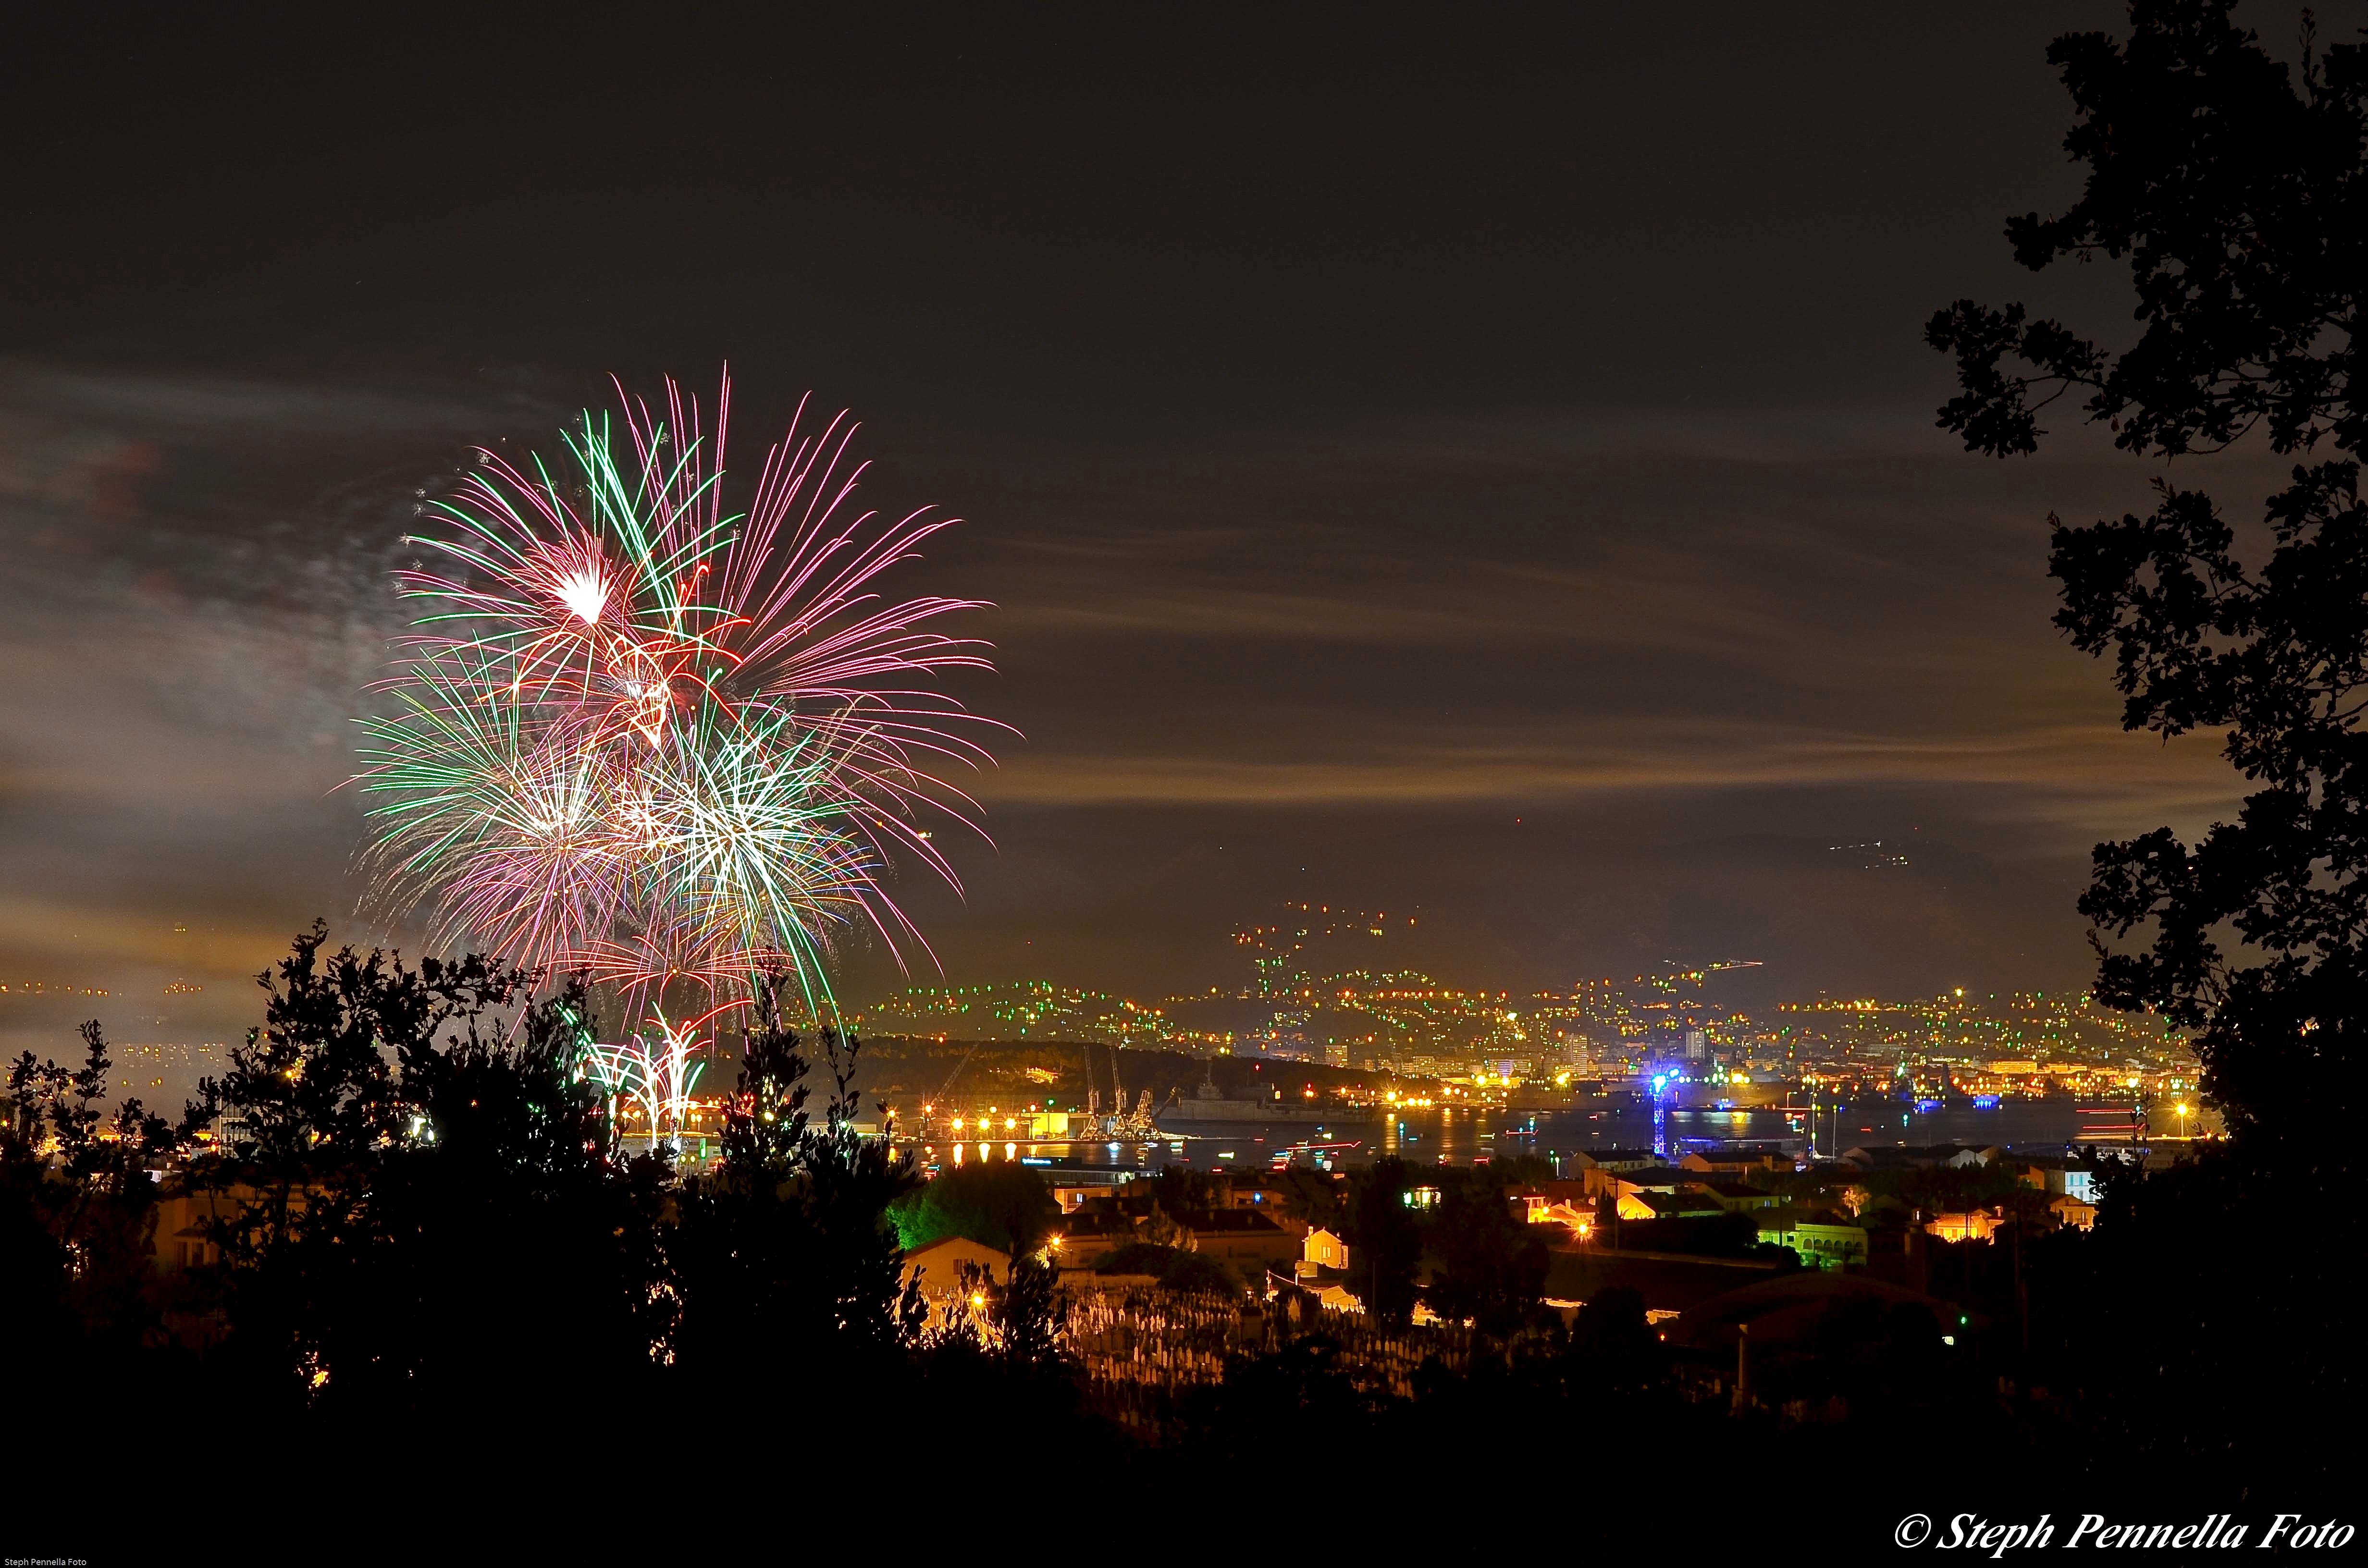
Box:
[359,369,1010,1011]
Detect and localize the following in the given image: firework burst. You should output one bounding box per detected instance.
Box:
[356,369,1003,1022]
[578,1002,741,1152]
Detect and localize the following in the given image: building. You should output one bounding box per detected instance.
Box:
[1225,1180,1316,1237]
[2051,1194,2098,1230]
[1048,1169,1137,1212]
[1051,1207,1297,1273]
[1566,1147,1662,1173]
[1837,1144,1995,1172]
[1668,1269,1963,1373]
[1603,1165,1695,1196]
[1577,1156,1677,1199]
[1616,1188,1727,1221]
[1055,1208,1127,1251]
[1303,1227,1349,1270]
[1531,1201,1593,1236]
[1924,1208,2003,1242]
[1696,1181,1785,1214]
[1755,1209,1869,1270]
[1183,1209,1298,1273]
[1680,1148,1793,1178]
[150,1182,309,1274]
[2019,1155,2103,1203]
[1781,1165,1875,1217]
[900,1236,1012,1296]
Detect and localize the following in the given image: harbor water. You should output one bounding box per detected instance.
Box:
[913,1095,2149,1177]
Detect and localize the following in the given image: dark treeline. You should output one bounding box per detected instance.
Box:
[2,926,1087,1532]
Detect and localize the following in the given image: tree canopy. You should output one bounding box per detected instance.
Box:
[1927,0,2365,1147]
[886,1156,1057,1256]
[1926,0,2358,1486]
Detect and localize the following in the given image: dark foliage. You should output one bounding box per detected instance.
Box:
[1145,1164,1225,1214]
[1472,1151,1555,1186]
[2,1022,175,1406]
[1168,1334,1380,1465]
[1087,1238,1177,1274]
[996,1247,1073,1367]
[1860,1161,2053,1223]
[1611,1210,1773,1258]
[1927,1,2358,464]
[1341,1157,1421,1329]
[173,924,670,1426]
[886,1151,1058,1255]
[1926,0,2365,1149]
[1263,1165,1343,1233]
[1926,0,2358,1488]
[671,974,925,1393]
[1085,1239,1241,1295]
[1423,1167,1549,1335]
[1153,1248,1242,1296]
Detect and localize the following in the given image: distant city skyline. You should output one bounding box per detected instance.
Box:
[0,870,2124,1066]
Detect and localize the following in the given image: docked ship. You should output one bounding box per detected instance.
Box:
[1155,1063,1369,1127]
[1660,1072,1789,1109]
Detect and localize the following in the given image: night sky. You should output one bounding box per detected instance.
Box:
[2,5,2293,1051]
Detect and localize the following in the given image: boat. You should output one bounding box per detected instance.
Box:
[1269,1139,1362,1171]
[1155,1060,1369,1127]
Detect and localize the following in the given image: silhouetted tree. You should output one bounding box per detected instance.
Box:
[996,1248,1071,1367]
[670,974,923,1391]
[1148,1164,1222,1214]
[1153,1249,1240,1296]
[177,926,667,1427]
[886,1157,1057,1256]
[1926,0,2364,1149]
[1268,1165,1343,1234]
[1926,0,2359,1484]
[1871,1161,2033,1217]
[1342,1157,1421,1329]
[1478,1151,1555,1186]
[2,1022,175,1396]
[1426,1170,1548,1335]
[1566,1286,1667,1398]
[1170,1336,1375,1470]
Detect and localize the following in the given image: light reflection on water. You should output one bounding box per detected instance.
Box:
[919,1097,2132,1175]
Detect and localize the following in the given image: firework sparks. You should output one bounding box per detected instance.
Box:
[357,370,1004,1016]
[579,1002,743,1152]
